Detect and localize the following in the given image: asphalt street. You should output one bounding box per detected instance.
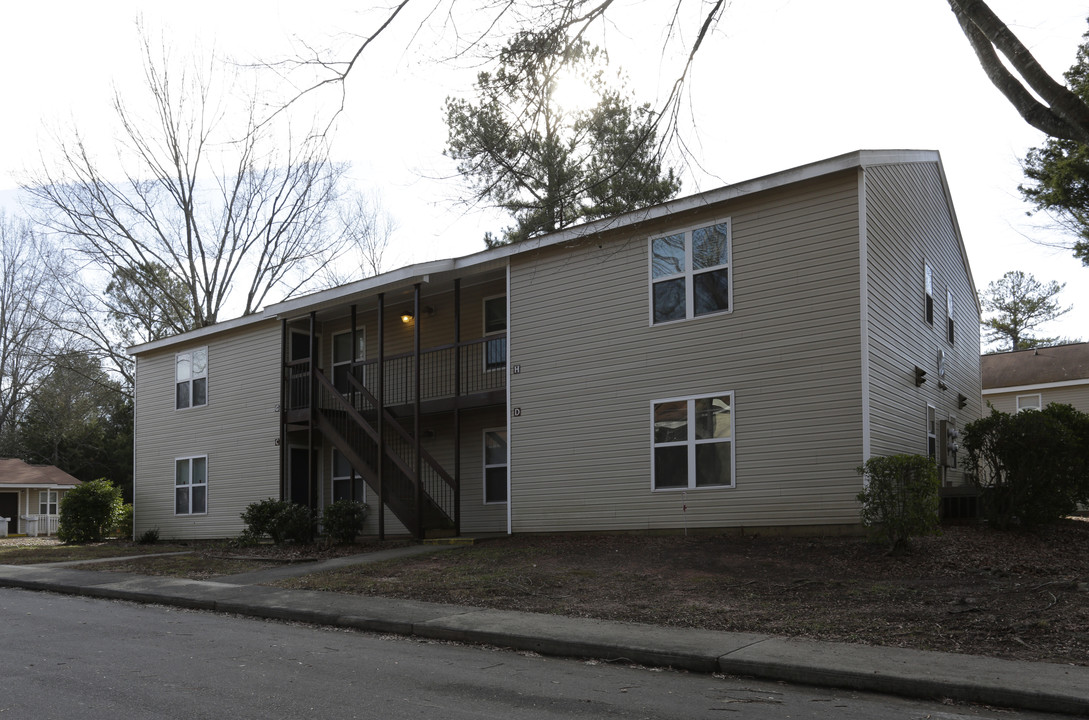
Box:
[0,587,1067,720]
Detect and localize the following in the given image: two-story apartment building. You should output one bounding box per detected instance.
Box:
[131,150,982,540]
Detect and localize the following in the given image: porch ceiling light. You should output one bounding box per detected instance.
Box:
[401,312,414,324]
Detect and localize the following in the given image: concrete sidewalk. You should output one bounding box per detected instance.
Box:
[1,554,1086,716]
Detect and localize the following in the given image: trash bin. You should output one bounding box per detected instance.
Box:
[22,515,37,537]
[0,516,8,537]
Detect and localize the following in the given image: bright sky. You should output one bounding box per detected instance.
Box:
[1,0,1086,344]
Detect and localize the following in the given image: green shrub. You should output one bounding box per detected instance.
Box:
[964,404,1089,529]
[137,527,160,545]
[240,498,316,545]
[115,503,134,539]
[856,454,940,553]
[57,479,124,544]
[323,500,368,544]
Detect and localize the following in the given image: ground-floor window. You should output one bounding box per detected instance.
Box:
[175,456,208,515]
[483,428,508,504]
[332,449,366,502]
[927,405,937,460]
[38,490,58,515]
[652,392,734,490]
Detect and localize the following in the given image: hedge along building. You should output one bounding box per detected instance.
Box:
[130,150,982,540]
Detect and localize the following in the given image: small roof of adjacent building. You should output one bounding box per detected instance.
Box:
[0,458,81,487]
[981,342,1089,390]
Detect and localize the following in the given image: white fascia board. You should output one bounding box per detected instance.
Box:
[982,378,1089,394]
[127,312,275,356]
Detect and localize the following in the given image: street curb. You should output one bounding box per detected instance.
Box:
[2,567,1087,716]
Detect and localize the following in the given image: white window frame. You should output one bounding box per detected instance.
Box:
[651,391,735,491]
[175,347,208,410]
[926,405,937,460]
[649,219,732,325]
[483,427,508,504]
[331,447,366,503]
[946,289,955,344]
[924,263,934,325]
[1016,394,1042,412]
[332,329,366,393]
[174,455,208,516]
[38,490,58,515]
[483,294,507,372]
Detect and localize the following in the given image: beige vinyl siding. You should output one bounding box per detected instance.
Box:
[984,384,1089,415]
[133,320,281,539]
[863,162,982,482]
[509,171,865,532]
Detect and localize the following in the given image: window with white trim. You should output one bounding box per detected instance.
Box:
[176,348,208,409]
[483,428,508,504]
[332,448,365,502]
[39,490,58,515]
[924,263,934,325]
[652,393,734,490]
[483,295,507,371]
[332,330,366,393]
[175,456,207,515]
[927,405,937,460]
[1016,394,1042,412]
[946,290,955,344]
[650,220,731,324]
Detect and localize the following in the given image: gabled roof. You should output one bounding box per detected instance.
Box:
[982,342,1089,390]
[131,149,971,354]
[0,458,81,487]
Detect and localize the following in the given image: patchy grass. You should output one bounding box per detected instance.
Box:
[0,538,193,565]
[277,520,1089,666]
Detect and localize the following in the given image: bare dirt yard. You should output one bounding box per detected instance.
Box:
[279,520,1089,666]
[5,520,1088,666]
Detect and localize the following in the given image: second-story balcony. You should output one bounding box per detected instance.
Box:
[285,333,507,420]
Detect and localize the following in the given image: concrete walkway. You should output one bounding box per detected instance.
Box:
[1,548,1086,716]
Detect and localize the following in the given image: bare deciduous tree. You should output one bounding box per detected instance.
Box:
[25,34,358,334]
[948,0,1089,145]
[0,212,66,439]
[270,0,726,156]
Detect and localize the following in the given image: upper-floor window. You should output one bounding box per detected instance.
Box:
[1016,394,1042,412]
[483,295,507,371]
[924,263,934,325]
[650,220,731,324]
[946,290,954,344]
[652,392,734,490]
[176,348,208,410]
[332,330,366,393]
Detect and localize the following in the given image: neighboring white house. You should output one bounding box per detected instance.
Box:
[131,149,982,540]
[0,458,81,536]
[982,342,1089,415]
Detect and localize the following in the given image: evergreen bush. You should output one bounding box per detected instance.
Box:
[964,404,1089,528]
[856,454,940,553]
[240,498,316,544]
[323,500,368,544]
[57,479,124,544]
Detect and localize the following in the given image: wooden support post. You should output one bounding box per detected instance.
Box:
[413,283,423,539]
[377,293,385,540]
[454,278,462,537]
